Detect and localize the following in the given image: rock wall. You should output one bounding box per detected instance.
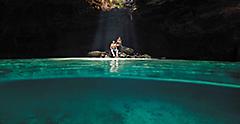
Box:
[0,0,239,61]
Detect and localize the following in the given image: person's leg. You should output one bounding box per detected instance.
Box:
[111,49,115,57]
[116,49,119,57]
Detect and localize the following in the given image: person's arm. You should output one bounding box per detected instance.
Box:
[110,44,112,49]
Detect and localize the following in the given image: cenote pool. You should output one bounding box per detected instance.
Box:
[0,58,240,124]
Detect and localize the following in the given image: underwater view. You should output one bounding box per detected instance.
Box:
[1,0,240,123]
[0,58,240,124]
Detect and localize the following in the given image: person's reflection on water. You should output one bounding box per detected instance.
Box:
[110,60,119,72]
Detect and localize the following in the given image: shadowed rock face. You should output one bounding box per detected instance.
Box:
[0,0,239,61]
[135,0,240,61]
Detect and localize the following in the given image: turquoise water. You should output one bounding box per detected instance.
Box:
[0,58,240,124]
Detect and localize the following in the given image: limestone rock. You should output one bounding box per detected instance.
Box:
[88,51,106,57]
[121,46,134,55]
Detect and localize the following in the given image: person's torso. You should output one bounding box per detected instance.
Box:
[110,43,117,49]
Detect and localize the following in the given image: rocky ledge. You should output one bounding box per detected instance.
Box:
[88,46,151,58]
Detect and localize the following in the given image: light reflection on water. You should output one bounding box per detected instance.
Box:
[0,58,240,88]
[110,60,119,73]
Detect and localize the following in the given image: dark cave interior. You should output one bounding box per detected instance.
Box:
[0,0,240,61]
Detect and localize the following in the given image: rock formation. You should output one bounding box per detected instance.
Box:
[88,46,151,58]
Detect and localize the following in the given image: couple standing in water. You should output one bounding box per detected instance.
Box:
[110,37,123,58]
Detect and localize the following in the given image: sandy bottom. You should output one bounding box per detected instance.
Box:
[0,78,239,124]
